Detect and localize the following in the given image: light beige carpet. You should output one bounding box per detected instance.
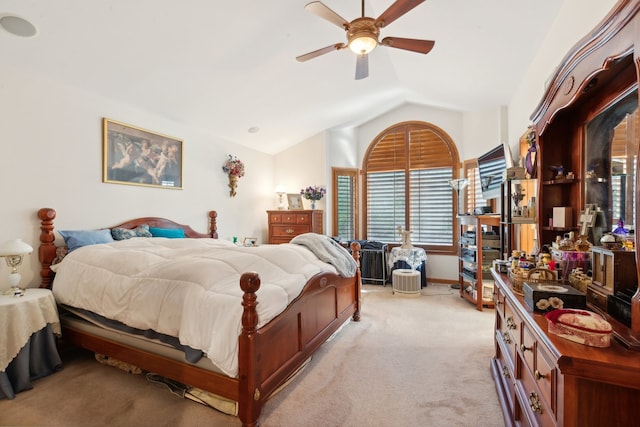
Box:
[1,284,505,427]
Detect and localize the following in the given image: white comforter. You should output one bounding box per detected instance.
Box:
[51,237,350,377]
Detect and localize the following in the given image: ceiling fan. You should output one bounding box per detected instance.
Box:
[296,0,435,80]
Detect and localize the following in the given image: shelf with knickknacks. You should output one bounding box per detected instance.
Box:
[222,155,245,197]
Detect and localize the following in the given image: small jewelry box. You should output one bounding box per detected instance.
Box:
[523,282,586,313]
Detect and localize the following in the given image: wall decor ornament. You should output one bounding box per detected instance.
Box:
[222,154,245,197]
[300,185,326,209]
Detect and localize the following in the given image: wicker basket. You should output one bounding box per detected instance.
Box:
[508,267,558,296]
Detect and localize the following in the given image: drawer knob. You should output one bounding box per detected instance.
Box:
[529,392,542,413]
[285,228,294,234]
[506,317,516,330]
[520,343,530,352]
[502,332,512,344]
[502,365,511,379]
[534,370,545,380]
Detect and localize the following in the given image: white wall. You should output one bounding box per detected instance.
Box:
[273,132,327,212]
[0,65,273,288]
[508,0,619,144]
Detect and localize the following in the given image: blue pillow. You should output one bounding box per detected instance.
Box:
[111,224,152,240]
[59,229,114,252]
[149,227,185,239]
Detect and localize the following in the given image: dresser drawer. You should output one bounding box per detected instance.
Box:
[503,299,522,345]
[517,360,555,427]
[520,324,554,411]
[520,323,536,379]
[535,346,555,414]
[269,213,284,224]
[494,284,506,318]
[495,335,516,415]
[270,236,294,245]
[271,225,310,237]
[587,285,609,312]
[501,300,520,367]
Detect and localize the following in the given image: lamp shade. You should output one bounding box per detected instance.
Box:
[274,185,286,194]
[0,239,33,256]
[448,178,469,192]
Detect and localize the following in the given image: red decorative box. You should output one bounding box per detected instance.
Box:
[545,309,612,348]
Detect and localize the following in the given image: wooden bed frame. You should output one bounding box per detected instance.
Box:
[37,208,361,427]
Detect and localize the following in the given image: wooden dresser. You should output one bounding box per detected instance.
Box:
[267,210,323,244]
[491,270,640,426]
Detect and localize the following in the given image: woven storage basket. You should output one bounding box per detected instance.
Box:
[508,267,558,296]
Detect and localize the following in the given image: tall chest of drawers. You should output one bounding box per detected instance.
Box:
[491,269,640,426]
[267,210,323,244]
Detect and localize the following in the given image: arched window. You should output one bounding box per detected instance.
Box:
[363,121,461,254]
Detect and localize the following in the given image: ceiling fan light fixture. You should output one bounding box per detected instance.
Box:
[347,17,379,55]
[349,34,378,54]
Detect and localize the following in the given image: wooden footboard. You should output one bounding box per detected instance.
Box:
[37,208,361,427]
[238,264,361,426]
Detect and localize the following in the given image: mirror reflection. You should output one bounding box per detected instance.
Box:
[585,88,638,239]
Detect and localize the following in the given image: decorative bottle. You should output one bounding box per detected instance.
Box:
[527,196,536,219]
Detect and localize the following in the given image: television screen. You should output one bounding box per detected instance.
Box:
[478,143,512,200]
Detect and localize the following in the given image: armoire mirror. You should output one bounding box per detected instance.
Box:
[585,86,639,238]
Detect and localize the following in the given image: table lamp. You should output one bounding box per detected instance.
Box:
[275,185,287,210]
[0,238,33,291]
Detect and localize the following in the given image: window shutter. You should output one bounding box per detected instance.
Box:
[364,122,460,253]
[336,175,356,239]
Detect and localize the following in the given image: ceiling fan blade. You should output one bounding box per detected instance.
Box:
[375,0,426,28]
[296,43,346,62]
[381,37,434,54]
[305,1,349,29]
[355,53,369,80]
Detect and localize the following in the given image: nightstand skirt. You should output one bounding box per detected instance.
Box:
[0,324,62,399]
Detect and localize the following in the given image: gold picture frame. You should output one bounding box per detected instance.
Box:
[103,118,183,189]
[287,193,303,210]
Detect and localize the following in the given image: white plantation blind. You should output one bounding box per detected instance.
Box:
[336,174,356,240]
[409,168,453,245]
[367,171,406,241]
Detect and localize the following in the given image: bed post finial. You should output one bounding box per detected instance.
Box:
[238,271,262,427]
[38,208,57,288]
[208,211,218,238]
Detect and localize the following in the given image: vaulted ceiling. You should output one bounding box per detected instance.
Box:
[0,1,563,154]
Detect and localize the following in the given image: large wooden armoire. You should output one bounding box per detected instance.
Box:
[530,0,640,344]
[491,1,640,426]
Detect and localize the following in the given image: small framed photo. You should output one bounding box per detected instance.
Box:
[287,193,303,210]
[103,118,183,189]
[243,237,258,247]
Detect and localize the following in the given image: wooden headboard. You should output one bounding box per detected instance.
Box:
[37,208,218,288]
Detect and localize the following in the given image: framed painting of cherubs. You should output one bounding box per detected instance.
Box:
[102,118,183,189]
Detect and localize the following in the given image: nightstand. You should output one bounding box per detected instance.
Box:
[0,288,62,399]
